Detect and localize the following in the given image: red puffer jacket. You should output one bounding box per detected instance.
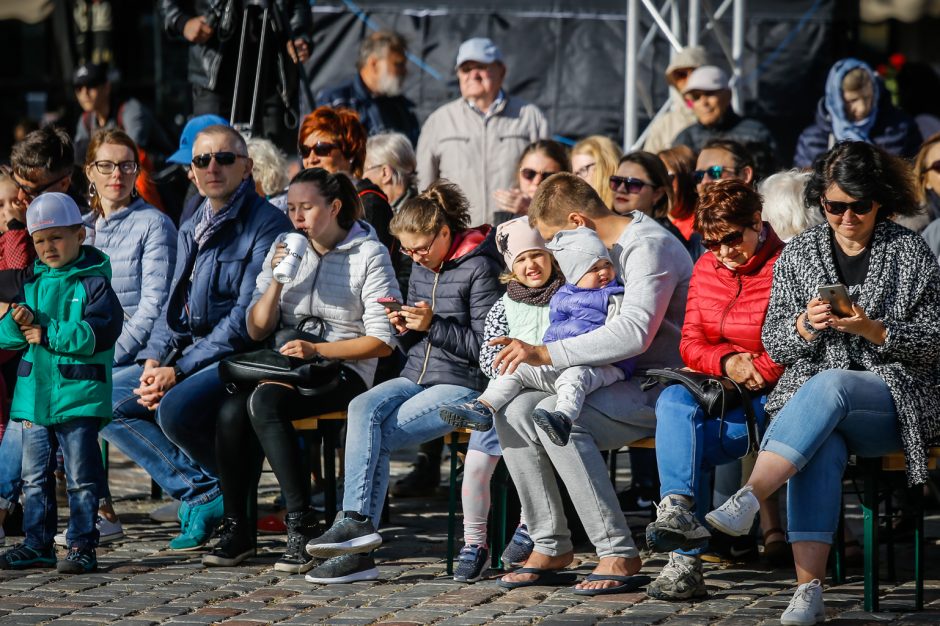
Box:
[680,223,785,385]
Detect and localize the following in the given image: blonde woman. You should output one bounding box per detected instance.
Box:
[570,136,622,209]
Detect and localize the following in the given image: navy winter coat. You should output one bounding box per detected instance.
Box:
[138,187,292,375]
[316,75,420,146]
[396,226,503,391]
[542,282,636,378]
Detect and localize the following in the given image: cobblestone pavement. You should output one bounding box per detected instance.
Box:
[1,450,938,625]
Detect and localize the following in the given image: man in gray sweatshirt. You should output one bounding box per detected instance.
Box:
[492,173,692,594]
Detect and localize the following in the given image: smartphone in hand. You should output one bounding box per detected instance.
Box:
[377,296,404,312]
[817,284,854,317]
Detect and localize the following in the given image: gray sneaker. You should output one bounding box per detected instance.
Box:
[647,552,707,600]
[304,553,379,584]
[646,496,711,553]
[305,511,382,558]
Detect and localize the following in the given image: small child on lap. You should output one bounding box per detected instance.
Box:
[442,227,633,446]
[0,193,122,574]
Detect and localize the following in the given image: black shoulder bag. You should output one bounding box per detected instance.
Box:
[218,317,344,397]
[641,368,760,458]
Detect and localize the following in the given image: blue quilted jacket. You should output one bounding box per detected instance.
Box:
[542,282,636,378]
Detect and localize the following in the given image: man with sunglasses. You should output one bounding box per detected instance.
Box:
[673,66,777,162]
[417,37,548,226]
[642,46,707,154]
[693,138,756,194]
[100,124,291,551]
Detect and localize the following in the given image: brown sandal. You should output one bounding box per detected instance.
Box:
[761,527,793,567]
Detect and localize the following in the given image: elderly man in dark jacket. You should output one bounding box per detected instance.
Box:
[101,125,291,552]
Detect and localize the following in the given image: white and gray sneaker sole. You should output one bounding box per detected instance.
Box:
[305,566,379,584]
[202,549,254,567]
[305,532,382,558]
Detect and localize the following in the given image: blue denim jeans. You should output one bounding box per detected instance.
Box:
[100,364,221,506]
[0,419,22,511]
[761,369,902,544]
[22,418,105,550]
[655,384,767,554]
[343,377,477,521]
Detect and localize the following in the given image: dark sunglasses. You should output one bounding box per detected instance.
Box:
[693,166,736,184]
[820,197,875,216]
[519,168,558,182]
[0,165,69,202]
[701,230,745,252]
[926,160,940,174]
[191,152,247,169]
[609,176,653,194]
[299,141,340,159]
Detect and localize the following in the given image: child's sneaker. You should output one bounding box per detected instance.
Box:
[56,545,98,574]
[439,400,494,432]
[532,409,572,446]
[54,516,125,547]
[453,544,489,582]
[0,543,56,570]
[500,524,534,568]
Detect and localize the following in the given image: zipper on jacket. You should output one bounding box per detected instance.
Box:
[718,274,743,338]
[416,271,441,385]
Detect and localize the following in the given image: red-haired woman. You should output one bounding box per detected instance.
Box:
[645,180,785,600]
[298,106,393,249]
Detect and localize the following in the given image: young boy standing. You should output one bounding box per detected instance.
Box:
[0,193,122,574]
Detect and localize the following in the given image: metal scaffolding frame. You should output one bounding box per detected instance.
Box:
[623,0,746,150]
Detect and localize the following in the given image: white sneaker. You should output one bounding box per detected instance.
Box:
[149,500,182,523]
[54,516,125,547]
[780,579,825,625]
[705,485,760,536]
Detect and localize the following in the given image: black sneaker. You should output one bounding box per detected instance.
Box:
[0,543,56,570]
[390,453,440,498]
[439,400,495,432]
[304,553,379,584]
[453,544,488,583]
[306,511,382,558]
[618,485,657,513]
[202,517,255,567]
[56,546,97,574]
[275,508,319,573]
[700,532,759,564]
[532,409,572,446]
[500,524,535,568]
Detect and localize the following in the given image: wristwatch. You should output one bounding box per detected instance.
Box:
[173,364,186,381]
[801,313,819,335]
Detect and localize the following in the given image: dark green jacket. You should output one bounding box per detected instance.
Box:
[0,246,123,426]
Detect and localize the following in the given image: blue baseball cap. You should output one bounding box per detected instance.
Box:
[167,114,230,165]
[26,193,83,235]
[455,37,503,69]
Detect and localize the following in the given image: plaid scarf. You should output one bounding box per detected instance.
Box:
[193,178,252,249]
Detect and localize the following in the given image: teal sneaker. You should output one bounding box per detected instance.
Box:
[0,543,56,570]
[57,546,98,574]
[169,495,223,551]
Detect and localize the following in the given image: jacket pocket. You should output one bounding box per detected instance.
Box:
[17,359,32,377]
[58,363,106,382]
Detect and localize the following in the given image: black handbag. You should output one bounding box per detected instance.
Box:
[641,368,760,458]
[218,317,343,397]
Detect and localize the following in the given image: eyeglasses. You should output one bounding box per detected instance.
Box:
[363,163,385,175]
[926,160,940,174]
[400,229,440,257]
[191,152,248,169]
[701,230,745,252]
[574,162,596,179]
[0,165,69,203]
[92,160,139,175]
[693,166,736,184]
[519,168,558,182]
[670,68,694,81]
[609,176,653,194]
[820,197,875,216]
[299,141,340,159]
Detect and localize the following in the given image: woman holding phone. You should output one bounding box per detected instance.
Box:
[705,141,940,625]
[206,167,399,573]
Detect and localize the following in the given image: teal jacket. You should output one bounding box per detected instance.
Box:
[0,246,123,426]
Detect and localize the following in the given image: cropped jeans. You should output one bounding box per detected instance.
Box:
[761,369,902,544]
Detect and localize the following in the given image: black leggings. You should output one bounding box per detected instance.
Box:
[215,368,366,519]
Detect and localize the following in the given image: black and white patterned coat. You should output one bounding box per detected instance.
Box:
[761,220,940,485]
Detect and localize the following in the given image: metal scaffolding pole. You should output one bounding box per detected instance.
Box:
[688,0,700,46]
[624,0,639,149]
[731,0,745,114]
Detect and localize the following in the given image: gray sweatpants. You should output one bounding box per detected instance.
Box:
[493,380,657,559]
[479,363,625,421]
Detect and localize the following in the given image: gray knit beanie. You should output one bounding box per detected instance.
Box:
[545,227,612,284]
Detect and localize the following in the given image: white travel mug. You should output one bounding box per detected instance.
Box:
[273,231,308,284]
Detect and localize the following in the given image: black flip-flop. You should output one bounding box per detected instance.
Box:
[496,567,579,589]
[571,573,652,596]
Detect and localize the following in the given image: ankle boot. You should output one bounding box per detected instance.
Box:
[274,508,320,573]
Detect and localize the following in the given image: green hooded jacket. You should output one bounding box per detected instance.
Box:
[0,246,123,427]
